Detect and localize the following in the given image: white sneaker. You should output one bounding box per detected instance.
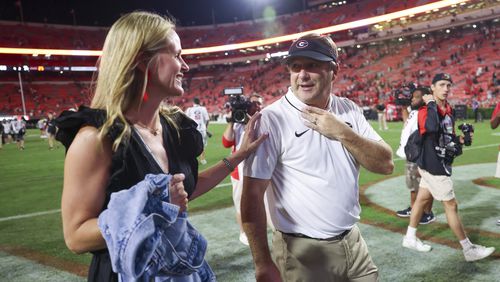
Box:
[239,232,249,246]
[463,244,495,262]
[402,236,432,252]
[200,159,207,165]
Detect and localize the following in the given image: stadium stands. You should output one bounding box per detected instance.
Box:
[0,0,498,117]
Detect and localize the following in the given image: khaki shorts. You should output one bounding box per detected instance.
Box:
[272,225,378,282]
[405,161,420,192]
[418,167,455,201]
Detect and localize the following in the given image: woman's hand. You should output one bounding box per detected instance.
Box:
[235,112,268,158]
[169,173,188,212]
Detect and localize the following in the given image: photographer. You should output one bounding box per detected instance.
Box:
[395,86,435,224]
[222,93,264,245]
[402,73,495,261]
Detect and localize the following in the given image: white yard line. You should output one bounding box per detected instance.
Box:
[0,209,61,222]
[394,143,499,162]
[0,182,233,222]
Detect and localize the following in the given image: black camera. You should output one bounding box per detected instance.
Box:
[458,123,474,146]
[436,141,459,164]
[394,82,417,106]
[223,87,251,124]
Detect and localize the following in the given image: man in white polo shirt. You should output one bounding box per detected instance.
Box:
[241,33,394,281]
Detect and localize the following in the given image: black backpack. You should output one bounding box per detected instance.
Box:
[404,129,423,163]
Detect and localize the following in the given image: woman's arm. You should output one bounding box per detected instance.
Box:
[61,126,112,254]
[190,113,268,200]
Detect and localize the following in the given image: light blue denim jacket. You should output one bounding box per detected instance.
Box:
[98,174,216,282]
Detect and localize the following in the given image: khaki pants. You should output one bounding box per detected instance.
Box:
[272,225,378,282]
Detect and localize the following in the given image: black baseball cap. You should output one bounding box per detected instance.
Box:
[283,36,337,63]
[432,73,453,84]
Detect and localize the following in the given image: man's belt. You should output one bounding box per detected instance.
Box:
[281,229,351,241]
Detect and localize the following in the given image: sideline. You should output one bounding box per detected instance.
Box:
[0,182,232,222]
[360,162,500,258]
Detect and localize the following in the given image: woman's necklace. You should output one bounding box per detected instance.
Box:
[135,122,160,136]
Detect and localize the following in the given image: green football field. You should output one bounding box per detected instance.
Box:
[0,120,498,281]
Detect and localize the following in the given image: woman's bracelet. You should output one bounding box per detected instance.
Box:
[222,157,235,172]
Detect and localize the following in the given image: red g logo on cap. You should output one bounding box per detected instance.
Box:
[296,40,308,48]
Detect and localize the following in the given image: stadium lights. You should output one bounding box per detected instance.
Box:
[0,0,468,57]
[71,66,98,71]
[0,47,102,56]
[268,51,288,58]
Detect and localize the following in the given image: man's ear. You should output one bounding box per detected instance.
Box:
[332,62,339,75]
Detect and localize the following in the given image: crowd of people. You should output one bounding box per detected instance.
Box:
[1,118,26,150]
[1,17,499,120]
[0,112,60,151]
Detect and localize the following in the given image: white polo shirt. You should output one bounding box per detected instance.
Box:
[244,89,382,239]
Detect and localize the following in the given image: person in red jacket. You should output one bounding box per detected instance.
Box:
[402,73,495,262]
[222,94,264,245]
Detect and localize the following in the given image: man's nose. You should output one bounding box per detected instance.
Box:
[298,69,310,79]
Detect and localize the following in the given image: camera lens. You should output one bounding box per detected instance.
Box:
[233,110,246,123]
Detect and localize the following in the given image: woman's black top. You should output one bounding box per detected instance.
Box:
[56,106,203,282]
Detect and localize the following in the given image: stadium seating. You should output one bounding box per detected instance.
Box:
[0,0,498,117]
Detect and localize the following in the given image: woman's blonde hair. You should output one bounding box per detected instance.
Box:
[91,11,175,151]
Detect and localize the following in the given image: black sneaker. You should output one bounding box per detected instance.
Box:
[396,207,412,218]
[419,211,436,225]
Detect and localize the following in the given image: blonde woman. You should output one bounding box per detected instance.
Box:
[56,11,267,281]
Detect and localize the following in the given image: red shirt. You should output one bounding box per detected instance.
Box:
[221,135,239,180]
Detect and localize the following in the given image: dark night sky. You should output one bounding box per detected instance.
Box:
[0,0,308,27]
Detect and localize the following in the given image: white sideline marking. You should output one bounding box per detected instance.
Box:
[0,182,233,222]
[0,209,61,222]
[393,143,499,162]
[215,182,232,188]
